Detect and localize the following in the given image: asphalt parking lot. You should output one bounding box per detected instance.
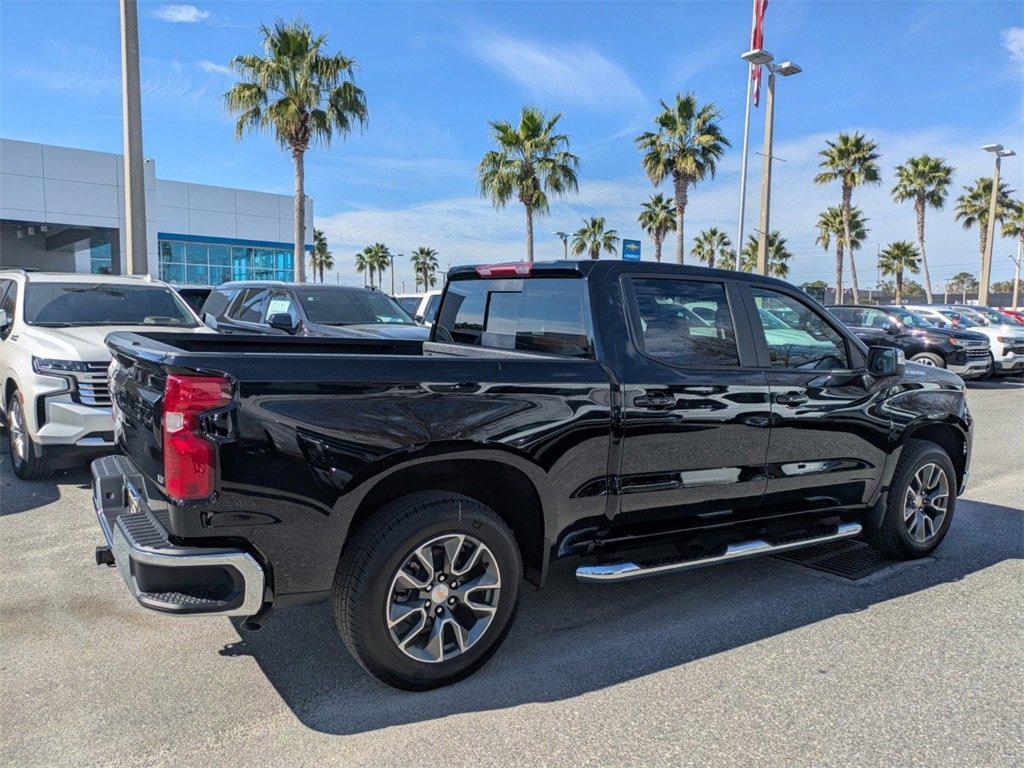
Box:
[1,378,1022,768]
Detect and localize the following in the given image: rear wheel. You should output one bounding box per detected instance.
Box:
[909,352,944,368]
[333,492,522,690]
[6,391,52,480]
[865,439,956,559]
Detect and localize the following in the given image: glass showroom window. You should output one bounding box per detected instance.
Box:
[160,239,295,285]
[89,242,113,274]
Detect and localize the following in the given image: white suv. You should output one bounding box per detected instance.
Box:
[0,270,213,479]
[393,290,442,327]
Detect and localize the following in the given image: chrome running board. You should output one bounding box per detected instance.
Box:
[575,522,863,583]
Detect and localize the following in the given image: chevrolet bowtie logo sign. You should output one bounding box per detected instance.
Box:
[622,239,641,261]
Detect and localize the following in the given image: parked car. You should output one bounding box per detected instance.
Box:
[92,260,972,689]
[199,281,429,340]
[911,305,1024,376]
[0,270,212,479]
[827,304,990,378]
[172,285,212,316]
[950,304,1024,329]
[393,290,443,327]
[997,307,1024,324]
[905,305,970,329]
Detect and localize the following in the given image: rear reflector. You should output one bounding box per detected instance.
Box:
[475,262,532,278]
[163,375,232,502]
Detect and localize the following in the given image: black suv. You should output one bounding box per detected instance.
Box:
[199,281,429,340]
[828,304,990,379]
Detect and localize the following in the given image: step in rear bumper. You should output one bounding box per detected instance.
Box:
[576,522,863,583]
[92,455,265,617]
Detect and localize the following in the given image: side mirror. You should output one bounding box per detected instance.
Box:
[885,322,901,335]
[414,314,425,324]
[868,345,905,377]
[0,309,8,329]
[267,313,297,334]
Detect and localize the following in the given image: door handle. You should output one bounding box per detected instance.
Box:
[633,391,676,409]
[775,392,808,406]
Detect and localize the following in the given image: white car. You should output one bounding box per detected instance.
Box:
[0,270,213,479]
[393,290,442,327]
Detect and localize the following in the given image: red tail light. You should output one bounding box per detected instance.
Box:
[163,374,232,502]
[475,262,532,278]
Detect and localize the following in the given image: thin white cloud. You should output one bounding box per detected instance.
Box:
[467,32,647,112]
[152,4,209,23]
[197,60,232,76]
[1001,27,1024,67]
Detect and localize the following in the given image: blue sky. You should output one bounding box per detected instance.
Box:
[2,0,1022,290]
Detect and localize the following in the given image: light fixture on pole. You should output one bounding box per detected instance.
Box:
[552,231,569,259]
[741,48,801,276]
[979,143,1015,305]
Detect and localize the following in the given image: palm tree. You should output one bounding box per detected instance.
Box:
[891,154,954,303]
[691,228,733,268]
[816,205,868,304]
[813,132,881,303]
[637,193,676,262]
[366,242,391,291]
[571,217,619,260]
[955,178,1014,277]
[225,20,367,283]
[636,93,730,264]
[409,247,440,290]
[739,231,793,279]
[310,228,334,283]
[354,247,372,289]
[478,106,580,262]
[878,241,920,304]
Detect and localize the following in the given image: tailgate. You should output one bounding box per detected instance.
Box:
[108,349,169,487]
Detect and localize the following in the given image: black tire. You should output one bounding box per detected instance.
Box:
[6,391,52,481]
[865,439,956,560]
[909,352,944,368]
[333,491,522,690]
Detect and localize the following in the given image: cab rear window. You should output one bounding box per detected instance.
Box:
[435,278,592,358]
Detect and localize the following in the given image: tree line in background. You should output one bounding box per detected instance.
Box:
[222,19,1024,300]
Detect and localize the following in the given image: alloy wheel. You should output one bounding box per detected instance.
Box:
[9,396,27,463]
[904,462,949,543]
[385,533,501,664]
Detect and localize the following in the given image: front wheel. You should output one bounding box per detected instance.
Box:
[909,352,944,368]
[333,492,522,690]
[865,439,956,560]
[6,391,52,480]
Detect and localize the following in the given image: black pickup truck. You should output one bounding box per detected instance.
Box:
[827,304,991,379]
[92,261,972,689]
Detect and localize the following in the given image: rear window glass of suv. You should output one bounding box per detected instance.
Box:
[299,289,413,326]
[435,277,592,358]
[24,283,197,327]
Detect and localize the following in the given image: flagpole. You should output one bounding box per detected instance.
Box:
[735,73,753,271]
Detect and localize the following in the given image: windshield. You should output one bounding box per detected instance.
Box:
[973,307,1021,325]
[24,283,197,327]
[939,309,978,327]
[396,296,422,315]
[887,307,934,328]
[298,289,413,326]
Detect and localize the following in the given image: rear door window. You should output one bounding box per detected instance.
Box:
[436,278,592,357]
[228,288,269,324]
[422,294,441,323]
[628,278,738,367]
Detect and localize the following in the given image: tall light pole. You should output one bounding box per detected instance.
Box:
[390,252,401,295]
[741,49,801,275]
[979,143,1015,305]
[1010,249,1022,311]
[119,0,147,275]
[553,231,569,259]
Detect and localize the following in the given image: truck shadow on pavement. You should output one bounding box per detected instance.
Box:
[0,450,90,516]
[223,498,1022,736]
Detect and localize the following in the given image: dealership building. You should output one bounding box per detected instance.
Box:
[0,139,312,284]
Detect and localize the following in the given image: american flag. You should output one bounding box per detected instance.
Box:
[751,0,768,107]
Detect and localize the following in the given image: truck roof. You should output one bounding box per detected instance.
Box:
[446,259,800,290]
[0,269,160,286]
